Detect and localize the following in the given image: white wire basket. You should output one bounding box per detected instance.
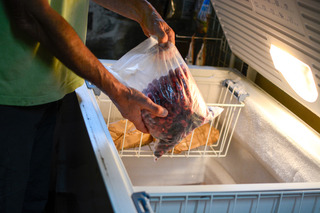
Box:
[95,78,245,158]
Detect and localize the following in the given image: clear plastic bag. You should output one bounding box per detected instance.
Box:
[109,37,222,159]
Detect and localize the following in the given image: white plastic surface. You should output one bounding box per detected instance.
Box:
[76,84,136,213]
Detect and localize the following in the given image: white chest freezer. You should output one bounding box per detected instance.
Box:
[76,0,320,212]
[77,64,320,213]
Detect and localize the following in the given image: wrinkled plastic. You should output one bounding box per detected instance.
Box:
[109,37,222,159]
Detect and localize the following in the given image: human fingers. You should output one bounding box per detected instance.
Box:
[157,23,175,45]
[129,87,168,118]
[143,97,168,118]
[139,8,175,45]
[165,26,175,45]
[130,115,148,133]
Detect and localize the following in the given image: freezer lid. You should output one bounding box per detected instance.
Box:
[211,0,320,117]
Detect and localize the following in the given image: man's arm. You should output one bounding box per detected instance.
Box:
[5,0,170,133]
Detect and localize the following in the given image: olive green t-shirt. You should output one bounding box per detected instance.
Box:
[0,0,89,106]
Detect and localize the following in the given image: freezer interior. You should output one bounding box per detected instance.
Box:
[77,62,320,212]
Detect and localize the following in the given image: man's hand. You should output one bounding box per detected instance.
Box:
[110,86,168,133]
[138,3,175,45]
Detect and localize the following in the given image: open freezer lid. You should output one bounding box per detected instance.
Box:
[211,0,320,117]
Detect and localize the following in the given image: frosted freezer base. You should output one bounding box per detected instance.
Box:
[77,65,320,213]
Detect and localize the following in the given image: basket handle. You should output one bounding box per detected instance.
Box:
[85,80,101,96]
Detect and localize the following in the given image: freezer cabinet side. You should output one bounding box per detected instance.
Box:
[76,84,137,213]
[137,184,320,213]
[147,190,320,213]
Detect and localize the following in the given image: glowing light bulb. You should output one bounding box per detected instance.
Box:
[270,45,318,103]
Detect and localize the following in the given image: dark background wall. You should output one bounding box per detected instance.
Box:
[85,0,232,67]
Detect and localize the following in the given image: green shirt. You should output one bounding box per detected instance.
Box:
[0,0,89,106]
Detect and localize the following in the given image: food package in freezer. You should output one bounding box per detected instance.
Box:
[107,37,223,159]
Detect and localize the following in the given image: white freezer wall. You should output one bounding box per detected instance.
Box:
[178,65,320,183]
[218,72,320,183]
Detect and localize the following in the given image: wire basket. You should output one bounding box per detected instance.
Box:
[96,78,245,158]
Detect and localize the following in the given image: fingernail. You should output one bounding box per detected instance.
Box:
[162,108,168,117]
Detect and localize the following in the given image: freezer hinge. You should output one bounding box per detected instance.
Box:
[131,191,154,213]
[222,79,249,102]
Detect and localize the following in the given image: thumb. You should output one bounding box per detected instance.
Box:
[143,100,168,117]
[156,105,168,117]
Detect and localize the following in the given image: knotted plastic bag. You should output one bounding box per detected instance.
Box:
[108,37,222,160]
